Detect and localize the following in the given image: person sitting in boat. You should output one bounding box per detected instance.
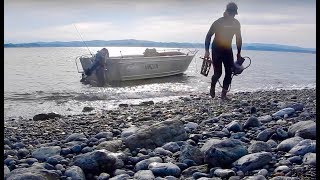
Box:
[84,48,109,76]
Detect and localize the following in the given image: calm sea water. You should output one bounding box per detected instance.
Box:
[4,47,316,120]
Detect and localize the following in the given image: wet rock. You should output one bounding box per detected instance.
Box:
[272,108,295,118]
[31,146,61,161]
[288,139,316,156]
[201,138,247,167]
[257,169,268,176]
[135,157,163,171]
[65,165,86,180]
[248,141,272,153]
[46,155,64,166]
[287,156,302,164]
[148,162,181,177]
[33,112,62,121]
[276,128,288,139]
[303,153,316,166]
[123,116,187,150]
[276,137,303,152]
[109,174,130,180]
[134,170,155,180]
[162,142,180,153]
[192,172,209,179]
[243,116,261,129]
[97,140,123,152]
[266,140,278,148]
[226,120,243,132]
[179,144,203,165]
[233,152,273,172]
[72,150,116,175]
[17,148,29,158]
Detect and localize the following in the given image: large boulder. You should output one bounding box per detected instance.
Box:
[233,152,273,172]
[201,138,247,167]
[72,149,117,175]
[123,116,187,150]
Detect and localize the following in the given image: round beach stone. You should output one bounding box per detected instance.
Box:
[31,146,61,161]
[65,166,86,180]
[248,141,272,153]
[214,169,236,178]
[134,170,155,180]
[302,153,316,166]
[162,142,180,153]
[276,136,303,152]
[65,133,87,142]
[148,162,181,177]
[243,116,261,129]
[232,152,273,173]
[226,120,243,132]
[135,157,163,171]
[288,139,316,156]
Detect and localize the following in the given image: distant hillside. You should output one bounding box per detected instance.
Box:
[4,39,316,54]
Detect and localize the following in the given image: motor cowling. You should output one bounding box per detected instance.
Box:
[233,56,245,75]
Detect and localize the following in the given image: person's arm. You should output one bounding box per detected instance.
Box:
[235,23,242,59]
[204,22,216,58]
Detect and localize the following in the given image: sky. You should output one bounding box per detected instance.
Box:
[4,0,316,48]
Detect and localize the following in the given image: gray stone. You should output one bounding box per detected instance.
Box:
[230,132,246,139]
[179,144,203,165]
[95,131,113,140]
[269,177,299,180]
[276,136,303,152]
[65,133,87,142]
[232,152,273,172]
[272,108,295,118]
[181,164,208,177]
[288,139,316,156]
[154,147,173,156]
[258,115,272,123]
[31,146,61,161]
[123,116,188,150]
[6,166,59,180]
[97,140,123,152]
[256,128,274,142]
[274,165,290,173]
[4,165,10,179]
[226,121,243,132]
[109,174,130,180]
[243,116,261,129]
[242,175,267,180]
[287,156,302,164]
[276,128,288,139]
[162,142,180,153]
[288,120,316,139]
[201,138,247,167]
[72,149,116,174]
[98,173,110,180]
[303,153,316,166]
[148,162,181,177]
[135,157,163,171]
[134,170,155,180]
[185,122,199,130]
[287,103,304,111]
[121,126,138,139]
[213,169,236,178]
[248,141,272,153]
[257,169,268,176]
[65,165,86,180]
[266,140,278,148]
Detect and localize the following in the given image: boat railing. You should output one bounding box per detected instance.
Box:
[75,54,93,73]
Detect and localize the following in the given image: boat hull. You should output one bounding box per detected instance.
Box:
[78,53,196,86]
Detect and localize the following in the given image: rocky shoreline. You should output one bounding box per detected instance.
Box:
[4,88,316,180]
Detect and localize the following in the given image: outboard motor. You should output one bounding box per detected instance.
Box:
[233,56,245,75]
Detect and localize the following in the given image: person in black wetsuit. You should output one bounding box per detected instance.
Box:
[204,2,242,100]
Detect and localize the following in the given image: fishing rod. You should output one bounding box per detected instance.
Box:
[73,23,93,56]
